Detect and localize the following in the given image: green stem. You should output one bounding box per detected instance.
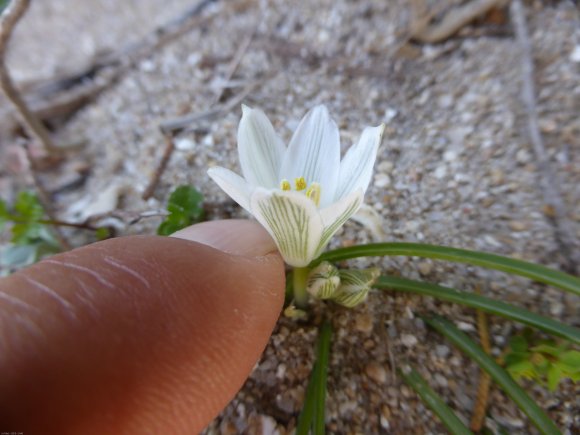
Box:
[293,267,310,308]
[315,242,580,296]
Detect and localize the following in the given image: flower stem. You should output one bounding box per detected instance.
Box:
[293,267,310,308]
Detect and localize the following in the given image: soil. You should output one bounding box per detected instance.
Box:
[1,0,579,433]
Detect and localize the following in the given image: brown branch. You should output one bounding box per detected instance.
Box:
[21,145,71,250]
[0,0,219,129]
[470,285,492,432]
[141,134,176,201]
[209,31,254,106]
[411,0,507,44]
[510,0,580,275]
[0,0,58,153]
[159,79,261,135]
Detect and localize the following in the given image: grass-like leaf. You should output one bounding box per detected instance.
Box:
[296,320,332,435]
[398,366,473,435]
[315,243,580,297]
[425,316,561,435]
[375,276,580,345]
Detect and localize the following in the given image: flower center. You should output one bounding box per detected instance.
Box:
[280,176,321,206]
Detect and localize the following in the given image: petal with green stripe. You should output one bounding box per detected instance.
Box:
[250,189,324,267]
[316,189,363,258]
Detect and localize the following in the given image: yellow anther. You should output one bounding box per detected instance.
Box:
[294,177,307,191]
[306,183,321,206]
[280,180,291,191]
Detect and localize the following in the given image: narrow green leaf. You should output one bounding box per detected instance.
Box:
[425,316,561,435]
[375,276,580,345]
[315,243,580,297]
[296,320,332,435]
[398,366,473,435]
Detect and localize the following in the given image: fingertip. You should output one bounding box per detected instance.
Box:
[171,219,279,258]
[0,222,285,434]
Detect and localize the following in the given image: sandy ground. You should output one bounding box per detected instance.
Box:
[1,0,579,433]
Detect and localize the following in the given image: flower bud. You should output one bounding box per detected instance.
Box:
[306,261,340,299]
[332,267,380,308]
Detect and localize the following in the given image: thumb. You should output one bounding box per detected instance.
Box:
[0,219,285,434]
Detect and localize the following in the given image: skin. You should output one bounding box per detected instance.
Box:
[0,220,285,434]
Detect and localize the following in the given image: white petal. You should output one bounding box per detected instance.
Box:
[315,189,363,258]
[250,188,324,267]
[208,167,252,212]
[238,105,286,188]
[280,105,340,206]
[335,124,384,200]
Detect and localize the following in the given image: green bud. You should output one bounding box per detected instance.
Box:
[332,267,380,308]
[283,304,308,320]
[306,261,340,299]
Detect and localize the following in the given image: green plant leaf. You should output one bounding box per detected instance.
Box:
[0,198,8,232]
[375,276,580,345]
[559,350,580,367]
[14,191,44,221]
[157,186,204,236]
[530,344,562,357]
[509,336,529,353]
[296,320,332,435]
[546,365,562,392]
[399,366,473,435]
[316,243,580,297]
[425,315,561,435]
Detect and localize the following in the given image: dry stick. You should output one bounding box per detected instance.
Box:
[142,134,175,201]
[0,0,219,131]
[146,32,257,198]
[510,0,580,275]
[470,285,492,432]
[209,31,255,106]
[0,0,58,153]
[411,0,507,43]
[159,82,258,135]
[21,145,72,250]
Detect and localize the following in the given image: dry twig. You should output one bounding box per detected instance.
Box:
[141,134,176,201]
[148,28,257,197]
[411,0,507,43]
[159,79,261,135]
[470,285,492,432]
[21,144,71,249]
[0,0,57,152]
[0,0,219,130]
[510,0,580,274]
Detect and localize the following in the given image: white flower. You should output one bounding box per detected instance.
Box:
[208,104,384,267]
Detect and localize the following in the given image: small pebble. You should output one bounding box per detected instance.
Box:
[401,334,418,348]
[355,312,374,334]
[418,261,433,276]
[365,362,387,384]
[509,220,528,231]
[435,345,450,358]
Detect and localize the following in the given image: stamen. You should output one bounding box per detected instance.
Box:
[294,177,307,191]
[280,180,291,191]
[306,183,321,206]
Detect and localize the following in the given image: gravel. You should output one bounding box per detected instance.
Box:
[1,0,579,433]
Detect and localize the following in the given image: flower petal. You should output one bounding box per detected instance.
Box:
[280,105,340,206]
[250,188,324,267]
[238,105,286,188]
[315,189,363,257]
[335,124,384,200]
[207,166,252,212]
